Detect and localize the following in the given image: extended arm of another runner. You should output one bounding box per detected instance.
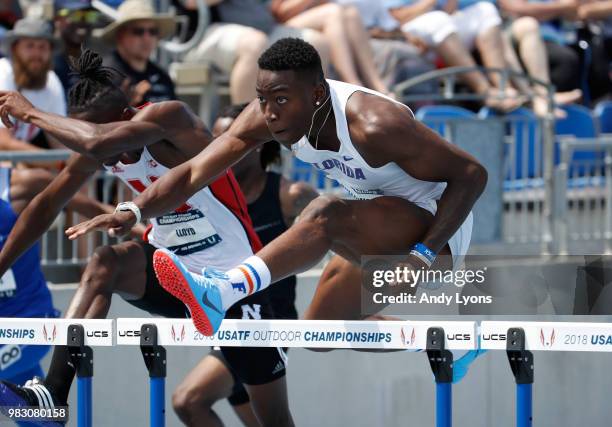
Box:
[0,92,210,160]
[0,155,146,277]
[65,101,273,239]
[0,155,97,277]
[370,101,487,256]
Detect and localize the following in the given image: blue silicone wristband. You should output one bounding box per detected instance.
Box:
[410,243,437,265]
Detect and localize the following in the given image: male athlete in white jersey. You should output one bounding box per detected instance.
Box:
[3,39,487,379]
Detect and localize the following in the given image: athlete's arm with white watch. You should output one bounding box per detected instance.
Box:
[115,202,142,225]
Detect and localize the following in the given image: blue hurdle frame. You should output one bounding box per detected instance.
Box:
[506,328,534,427]
[67,324,94,427]
[426,327,453,427]
[140,324,167,427]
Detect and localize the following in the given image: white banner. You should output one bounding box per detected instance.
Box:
[0,318,113,346]
[117,318,477,350]
[481,321,612,352]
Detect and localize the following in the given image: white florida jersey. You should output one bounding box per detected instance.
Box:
[291,79,446,215]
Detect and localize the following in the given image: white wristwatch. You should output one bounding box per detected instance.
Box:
[115,201,142,224]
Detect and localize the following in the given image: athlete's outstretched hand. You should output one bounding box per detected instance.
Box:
[0,91,35,128]
[66,211,137,240]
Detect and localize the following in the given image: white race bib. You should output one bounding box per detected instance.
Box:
[0,268,16,298]
[154,209,222,256]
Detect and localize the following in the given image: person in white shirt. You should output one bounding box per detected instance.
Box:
[0,18,66,151]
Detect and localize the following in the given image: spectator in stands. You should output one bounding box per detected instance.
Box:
[497,0,581,95]
[0,18,66,151]
[334,0,436,103]
[385,0,523,111]
[178,0,330,105]
[495,5,582,117]
[269,0,394,95]
[53,0,99,94]
[99,0,177,104]
[500,0,611,104]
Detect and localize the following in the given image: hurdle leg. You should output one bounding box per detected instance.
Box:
[427,327,453,427]
[68,324,94,427]
[506,328,534,427]
[140,324,167,427]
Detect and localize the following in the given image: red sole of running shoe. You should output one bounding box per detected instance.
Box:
[152,251,214,336]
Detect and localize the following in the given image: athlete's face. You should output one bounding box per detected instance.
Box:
[256,69,324,145]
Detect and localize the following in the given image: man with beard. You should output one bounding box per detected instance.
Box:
[0,18,66,151]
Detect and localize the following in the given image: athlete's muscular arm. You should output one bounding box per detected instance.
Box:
[0,154,98,277]
[348,94,487,255]
[0,92,211,161]
[66,101,274,239]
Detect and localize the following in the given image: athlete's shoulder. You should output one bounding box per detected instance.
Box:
[346,92,416,144]
[134,100,191,122]
[133,101,207,136]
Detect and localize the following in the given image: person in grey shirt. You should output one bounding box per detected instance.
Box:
[180,0,330,104]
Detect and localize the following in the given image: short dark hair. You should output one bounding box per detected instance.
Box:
[68,49,128,115]
[258,38,324,82]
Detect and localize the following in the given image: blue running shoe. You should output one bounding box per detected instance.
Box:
[0,378,64,426]
[153,248,226,336]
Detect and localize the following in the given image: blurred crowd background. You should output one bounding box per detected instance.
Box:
[0,0,610,151]
[0,0,611,259]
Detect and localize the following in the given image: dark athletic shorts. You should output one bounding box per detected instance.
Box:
[209,294,297,406]
[208,294,289,405]
[127,242,288,404]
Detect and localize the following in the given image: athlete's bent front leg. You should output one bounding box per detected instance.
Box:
[258,195,443,283]
[151,196,451,337]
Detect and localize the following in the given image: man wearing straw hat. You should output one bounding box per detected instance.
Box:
[99,0,177,104]
[0,17,66,151]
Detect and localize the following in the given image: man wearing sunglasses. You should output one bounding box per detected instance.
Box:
[99,0,177,105]
[54,0,99,94]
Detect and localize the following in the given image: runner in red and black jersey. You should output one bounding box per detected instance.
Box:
[0,50,293,426]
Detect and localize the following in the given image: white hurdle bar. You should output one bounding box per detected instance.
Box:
[0,318,112,427]
[480,321,612,427]
[117,318,477,349]
[118,318,477,427]
[4,319,612,427]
